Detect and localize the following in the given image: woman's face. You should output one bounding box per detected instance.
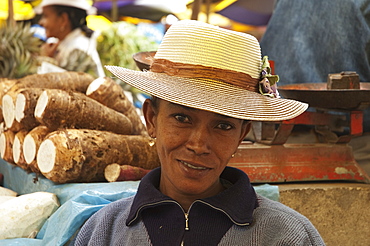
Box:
[38,6,67,39]
[144,99,249,202]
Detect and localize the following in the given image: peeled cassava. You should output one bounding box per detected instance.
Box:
[0,191,59,239]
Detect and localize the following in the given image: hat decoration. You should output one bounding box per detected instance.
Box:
[259,56,280,98]
[106,20,308,121]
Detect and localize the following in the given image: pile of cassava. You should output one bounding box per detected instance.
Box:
[0,71,159,183]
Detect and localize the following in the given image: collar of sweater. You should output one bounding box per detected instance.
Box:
[126,166,258,227]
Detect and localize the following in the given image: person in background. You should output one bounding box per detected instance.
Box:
[260,0,370,175]
[37,0,105,77]
[72,20,325,245]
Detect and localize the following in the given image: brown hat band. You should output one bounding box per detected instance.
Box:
[150,59,259,92]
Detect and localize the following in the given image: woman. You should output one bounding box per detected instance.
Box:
[37,0,105,77]
[73,20,325,245]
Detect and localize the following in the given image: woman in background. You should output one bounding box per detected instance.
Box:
[37,0,105,77]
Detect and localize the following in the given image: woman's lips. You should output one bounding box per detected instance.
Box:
[179,160,208,170]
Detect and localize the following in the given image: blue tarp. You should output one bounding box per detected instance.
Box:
[0,160,279,245]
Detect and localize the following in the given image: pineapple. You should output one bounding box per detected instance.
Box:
[0,22,42,79]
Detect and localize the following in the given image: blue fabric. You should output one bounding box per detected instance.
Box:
[260,0,370,132]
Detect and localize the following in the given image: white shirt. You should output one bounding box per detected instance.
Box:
[55,28,105,77]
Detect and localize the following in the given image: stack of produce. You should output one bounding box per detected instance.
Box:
[0,71,160,184]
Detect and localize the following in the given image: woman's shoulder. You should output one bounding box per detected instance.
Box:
[71,196,137,245]
[58,29,92,51]
[96,195,135,219]
[255,194,311,224]
[251,194,325,245]
[80,195,135,230]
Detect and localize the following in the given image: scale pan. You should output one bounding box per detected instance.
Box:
[279,83,370,110]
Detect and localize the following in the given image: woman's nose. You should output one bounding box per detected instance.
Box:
[185,126,211,155]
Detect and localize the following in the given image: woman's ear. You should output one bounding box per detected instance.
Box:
[142,99,157,138]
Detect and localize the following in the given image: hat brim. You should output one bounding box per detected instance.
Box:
[106,66,308,121]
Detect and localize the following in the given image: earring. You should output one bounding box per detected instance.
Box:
[148,136,156,147]
[231,153,235,158]
[148,133,156,146]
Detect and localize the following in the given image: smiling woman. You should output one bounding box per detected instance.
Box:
[72,20,325,246]
[144,98,250,210]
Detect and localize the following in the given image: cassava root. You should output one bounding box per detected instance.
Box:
[12,129,28,170]
[14,88,45,130]
[0,130,15,164]
[34,89,133,135]
[23,125,51,173]
[104,164,151,182]
[37,129,159,183]
[86,77,148,136]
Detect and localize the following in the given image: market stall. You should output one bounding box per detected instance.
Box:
[2,1,370,245]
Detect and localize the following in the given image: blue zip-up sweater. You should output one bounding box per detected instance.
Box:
[73,167,325,245]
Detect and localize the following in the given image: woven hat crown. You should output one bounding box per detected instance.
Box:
[154,20,262,79]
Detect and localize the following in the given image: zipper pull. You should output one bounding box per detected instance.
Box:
[185,213,189,231]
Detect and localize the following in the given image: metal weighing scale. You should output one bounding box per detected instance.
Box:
[229,82,370,183]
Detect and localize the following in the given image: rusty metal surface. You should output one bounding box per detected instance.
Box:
[228,142,370,183]
[279,83,370,110]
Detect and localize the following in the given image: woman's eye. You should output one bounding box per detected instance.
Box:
[217,123,233,130]
[174,114,190,123]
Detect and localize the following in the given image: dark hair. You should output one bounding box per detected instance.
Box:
[150,96,160,114]
[52,5,94,38]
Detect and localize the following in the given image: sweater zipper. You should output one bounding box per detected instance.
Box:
[182,211,189,246]
[184,212,189,230]
[129,199,194,231]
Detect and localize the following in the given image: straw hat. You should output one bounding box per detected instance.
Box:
[36,0,96,14]
[106,20,308,121]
